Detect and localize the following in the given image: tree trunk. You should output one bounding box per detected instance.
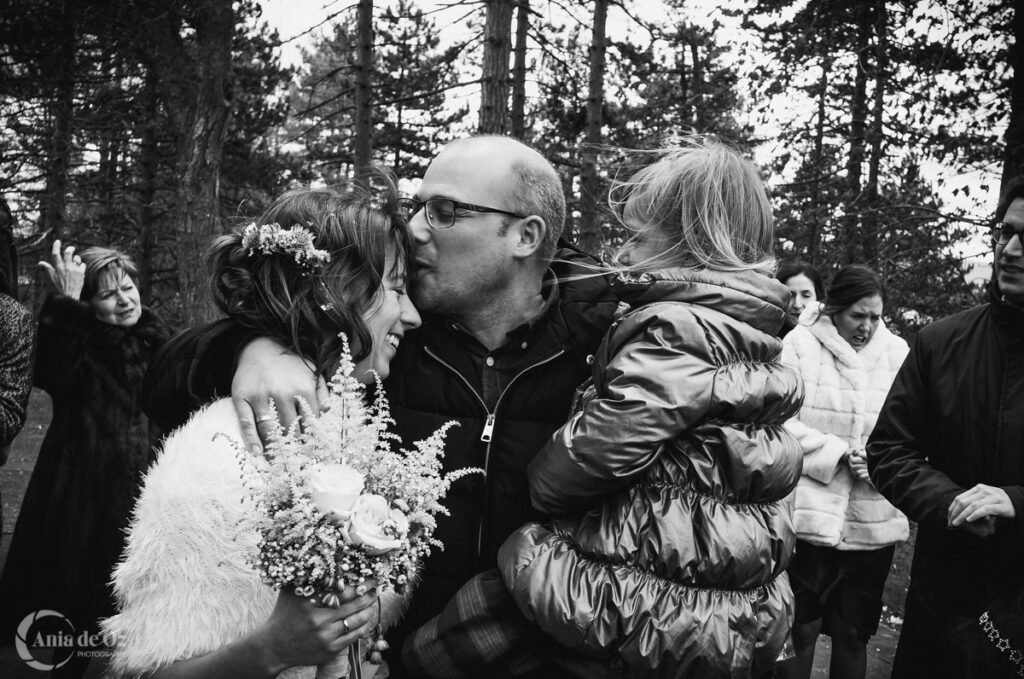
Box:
[137,70,159,304]
[39,2,75,246]
[393,100,405,172]
[578,0,608,255]
[510,0,529,139]
[863,0,887,263]
[842,5,871,264]
[689,36,704,130]
[353,0,374,185]
[97,53,121,243]
[479,0,514,133]
[808,57,831,264]
[1003,0,1024,187]
[182,0,233,324]
[676,30,689,131]
[141,0,235,326]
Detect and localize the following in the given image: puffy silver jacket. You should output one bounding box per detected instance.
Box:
[499,268,804,678]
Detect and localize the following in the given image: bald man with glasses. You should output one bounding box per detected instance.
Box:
[142,136,620,677]
[867,176,1024,679]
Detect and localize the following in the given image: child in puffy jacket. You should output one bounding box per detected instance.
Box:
[404,135,805,679]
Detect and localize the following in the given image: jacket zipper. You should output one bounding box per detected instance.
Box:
[424,346,566,557]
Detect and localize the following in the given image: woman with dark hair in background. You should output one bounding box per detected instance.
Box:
[776,264,909,679]
[776,259,825,337]
[0,241,167,678]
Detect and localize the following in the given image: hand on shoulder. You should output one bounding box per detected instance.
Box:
[232,336,327,455]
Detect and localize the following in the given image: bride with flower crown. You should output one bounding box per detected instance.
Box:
[102,178,423,679]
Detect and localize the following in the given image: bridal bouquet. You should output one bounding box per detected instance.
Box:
[233,338,476,678]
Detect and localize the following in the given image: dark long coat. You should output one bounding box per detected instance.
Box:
[867,288,1024,679]
[0,294,167,646]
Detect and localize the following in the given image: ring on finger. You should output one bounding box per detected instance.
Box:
[342,617,350,633]
[255,414,275,424]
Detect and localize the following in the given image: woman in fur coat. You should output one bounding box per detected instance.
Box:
[102,181,420,679]
[776,264,910,679]
[0,241,168,679]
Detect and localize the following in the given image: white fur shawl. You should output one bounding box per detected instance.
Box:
[102,399,400,679]
[781,305,910,550]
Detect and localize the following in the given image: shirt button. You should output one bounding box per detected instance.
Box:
[521,341,528,350]
[586,355,595,365]
[486,356,495,367]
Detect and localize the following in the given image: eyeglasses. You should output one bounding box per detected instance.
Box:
[993,222,1024,247]
[400,197,526,230]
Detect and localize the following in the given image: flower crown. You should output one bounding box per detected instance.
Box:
[241,222,331,272]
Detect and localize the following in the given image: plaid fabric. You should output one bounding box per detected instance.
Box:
[401,569,549,678]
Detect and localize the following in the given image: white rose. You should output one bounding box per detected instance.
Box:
[308,463,365,523]
[347,494,409,555]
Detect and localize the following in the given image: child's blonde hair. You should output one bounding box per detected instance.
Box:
[610,135,775,276]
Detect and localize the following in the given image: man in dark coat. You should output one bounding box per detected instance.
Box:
[867,176,1024,679]
[142,136,619,677]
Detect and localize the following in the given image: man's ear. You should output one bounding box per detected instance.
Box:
[510,216,546,260]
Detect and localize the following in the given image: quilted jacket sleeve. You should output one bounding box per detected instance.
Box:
[867,331,963,531]
[780,329,849,484]
[529,305,716,515]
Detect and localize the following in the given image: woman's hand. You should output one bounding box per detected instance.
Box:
[38,239,86,298]
[846,449,872,483]
[231,336,330,455]
[256,583,379,674]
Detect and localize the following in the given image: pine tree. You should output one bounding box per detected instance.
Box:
[288,1,466,183]
[748,0,1005,333]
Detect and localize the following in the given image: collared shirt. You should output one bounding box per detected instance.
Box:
[433,270,561,410]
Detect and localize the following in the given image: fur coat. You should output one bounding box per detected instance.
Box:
[0,294,166,643]
[103,399,403,679]
[0,293,34,450]
[781,304,910,550]
[0,293,34,533]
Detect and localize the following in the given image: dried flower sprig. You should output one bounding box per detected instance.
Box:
[241,222,331,272]
[232,335,477,598]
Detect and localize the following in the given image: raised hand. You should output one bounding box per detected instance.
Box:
[38,239,86,298]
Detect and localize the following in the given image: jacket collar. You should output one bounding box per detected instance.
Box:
[798,302,895,368]
[989,282,1024,336]
[414,245,617,362]
[415,269,568,361]
[610,267,790,336]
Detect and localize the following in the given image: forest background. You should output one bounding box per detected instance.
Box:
[1,0,1021,337]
